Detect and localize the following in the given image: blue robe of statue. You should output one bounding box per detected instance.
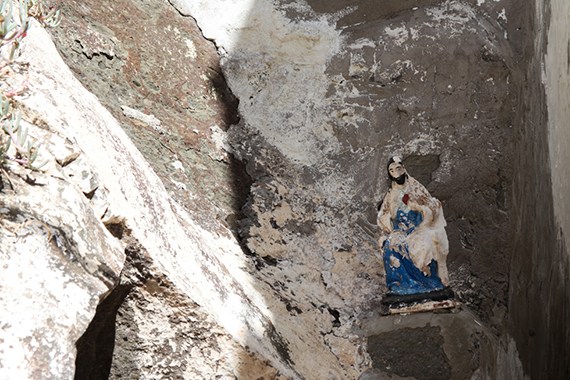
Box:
[382,209,446,295]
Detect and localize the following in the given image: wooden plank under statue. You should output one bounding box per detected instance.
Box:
[377,156,458,315]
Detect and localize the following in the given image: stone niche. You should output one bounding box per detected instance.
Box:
[320,1,515,321]
[20,0,567,378]
[230,0,515,335]
[175,0,519,378]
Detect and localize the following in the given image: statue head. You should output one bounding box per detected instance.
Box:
[387,156,407,185]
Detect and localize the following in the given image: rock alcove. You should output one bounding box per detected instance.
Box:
[0,0,568,378]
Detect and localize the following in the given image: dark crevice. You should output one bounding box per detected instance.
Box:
[104,221,127,239]
[84,187,97,200]
[265,320,295,368]
[261,255,279,267]
[327,307,341,328]
[286,302,303,315]
[228,153,253,235]
[74,283,133,380]
[74,237,154,380]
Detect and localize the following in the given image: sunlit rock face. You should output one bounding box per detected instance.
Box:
[74,238,287,380]
[0,162,124,380]
[0,20,128,379]
[2,11,292,379]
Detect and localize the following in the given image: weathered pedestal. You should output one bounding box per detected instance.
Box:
[380,287,456,315]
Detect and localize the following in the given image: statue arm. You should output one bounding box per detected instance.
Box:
[377,193,393,234]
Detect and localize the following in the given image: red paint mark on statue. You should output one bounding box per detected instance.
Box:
[402,194,409,205]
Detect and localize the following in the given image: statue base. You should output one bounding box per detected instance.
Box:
[380,287,456,315]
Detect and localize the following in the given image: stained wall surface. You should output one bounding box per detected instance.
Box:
[509,0,570,377]
[545,0,570,256]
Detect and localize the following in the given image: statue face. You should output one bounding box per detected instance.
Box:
[388,162,405,179]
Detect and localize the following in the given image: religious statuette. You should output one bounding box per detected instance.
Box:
[377,156,456,314]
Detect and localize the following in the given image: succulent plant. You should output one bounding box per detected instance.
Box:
[29,0,62,28]
[0,0,60,171]
[0,1,17,38]
[1,106,47,169]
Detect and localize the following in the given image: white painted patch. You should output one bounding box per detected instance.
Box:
[498,8,507,22]
[171,179,187,190]
[348,38,375,50]
[121,105,164,133]
[423,2,478,37]
[383,24,408,46]
[185,38,197,59]
[167,0,345,166]
[209,125,231,153]
[172,160,185,171]
[410,27,420,40]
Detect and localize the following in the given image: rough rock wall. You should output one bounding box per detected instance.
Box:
[44,0,247,230]
[0,158,124,379]
[5,0,566,377]
[178,0,517,324]
[1,9,298,378]
[509,0,570,377]
[75,237,288,380]
[170,1,519,378]
[0,17,126,379]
